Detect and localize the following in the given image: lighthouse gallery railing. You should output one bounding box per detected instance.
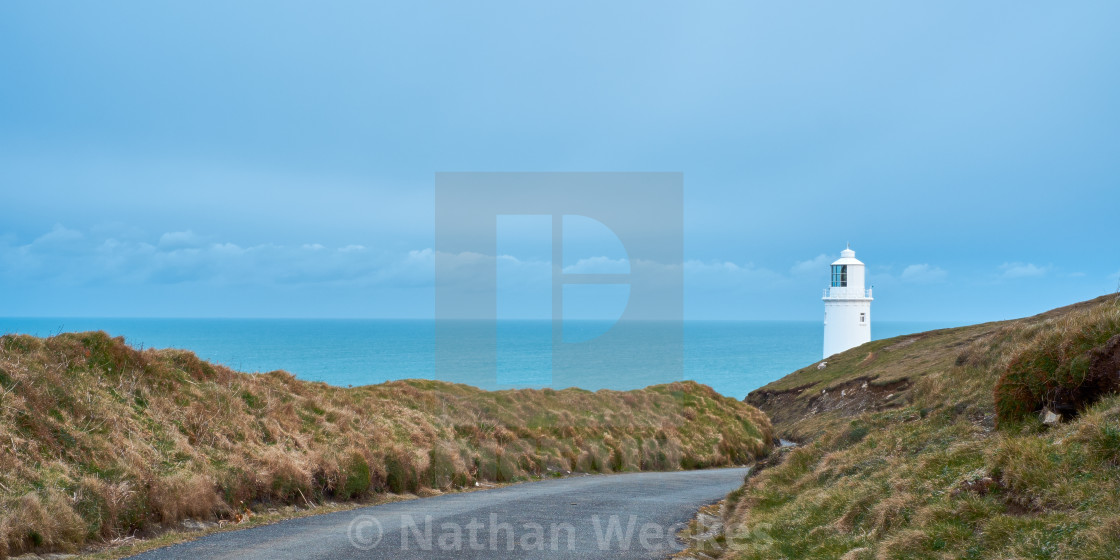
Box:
[822,287,873,299]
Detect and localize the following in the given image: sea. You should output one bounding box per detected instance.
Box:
[0,319,960,399]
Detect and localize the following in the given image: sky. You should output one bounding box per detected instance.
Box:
[0,1,1118,322]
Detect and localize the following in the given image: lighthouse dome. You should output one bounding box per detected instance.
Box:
[831,247,863,266]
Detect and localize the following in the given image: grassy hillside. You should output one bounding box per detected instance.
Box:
[0,332,772,558]
[702,294,1120,559]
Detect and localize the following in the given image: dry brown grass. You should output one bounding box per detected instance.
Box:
[0,331,772,558]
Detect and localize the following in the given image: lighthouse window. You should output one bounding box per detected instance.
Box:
[860,312,866,323]
[831,265,847,287]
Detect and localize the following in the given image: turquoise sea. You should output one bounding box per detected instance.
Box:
[0,319,960,399]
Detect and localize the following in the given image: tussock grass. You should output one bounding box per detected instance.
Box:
[713,294,1120,559]
[995,303,1120,425]
[0,332,772,558]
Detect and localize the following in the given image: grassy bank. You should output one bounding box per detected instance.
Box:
[705,294,1120,559]
[0,331,772,558]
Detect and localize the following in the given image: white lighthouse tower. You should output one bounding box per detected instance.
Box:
[822,244,873,359]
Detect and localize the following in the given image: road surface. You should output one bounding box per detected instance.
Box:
[127,468,750,559]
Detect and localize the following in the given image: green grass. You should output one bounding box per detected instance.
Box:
[707,294,1120,560]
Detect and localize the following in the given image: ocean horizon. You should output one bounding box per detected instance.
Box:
[0,318,962,399]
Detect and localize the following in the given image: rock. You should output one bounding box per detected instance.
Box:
[817,362,828,370]
[953,475,997,497]
[1041,408,1062,426]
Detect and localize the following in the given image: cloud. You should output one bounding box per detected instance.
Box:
[900,263,948,284]
[790,254,830,275]
[158,230,203,249]
[684,259,785,289]
[7,225,982,311]
[0,224,437,288]
[30,224,84,252]
[1000,262,1049,279]
[563,256,629,274]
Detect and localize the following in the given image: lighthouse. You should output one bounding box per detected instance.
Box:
[822,244,873,359]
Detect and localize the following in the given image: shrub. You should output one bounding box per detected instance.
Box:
[384,449,421,494]
[994,307,1120,426]
[338,452,371,499]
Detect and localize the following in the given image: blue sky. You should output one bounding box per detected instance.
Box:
[1,1,1117,322]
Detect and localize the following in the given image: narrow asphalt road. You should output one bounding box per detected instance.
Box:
[127,467,749,560]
